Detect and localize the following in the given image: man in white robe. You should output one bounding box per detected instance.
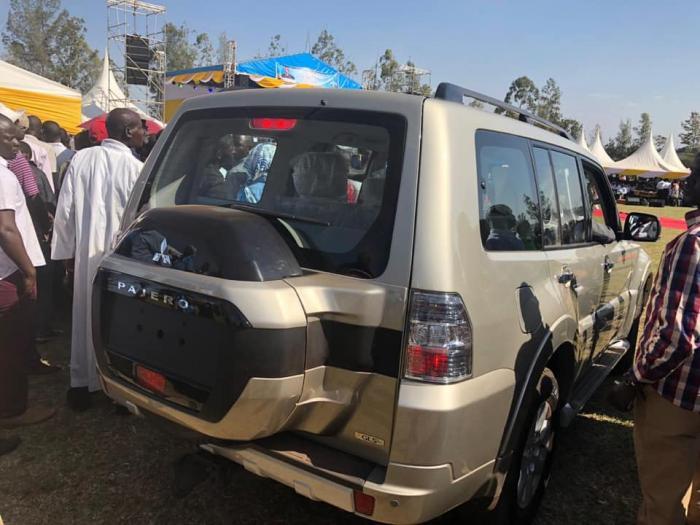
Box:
[51,108,145,410]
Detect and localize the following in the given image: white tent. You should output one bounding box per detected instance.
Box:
[575,127,590,152]
[589,128,616,168]
[82,50,161,124]
[609,130,687,179]
[659,134,690,174]
[0,59,82,132]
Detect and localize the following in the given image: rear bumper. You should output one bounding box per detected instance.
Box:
[101,373,495,524]
[201,441,494,524]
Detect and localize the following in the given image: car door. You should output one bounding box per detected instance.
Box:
[581,160,635,350]
[532,145,605,367]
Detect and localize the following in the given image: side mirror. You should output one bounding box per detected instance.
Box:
[624,212,661,242]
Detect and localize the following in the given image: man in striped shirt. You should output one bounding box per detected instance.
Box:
[634,154,700,525]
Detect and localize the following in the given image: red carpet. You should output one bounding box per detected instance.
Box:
[618,212,686,231]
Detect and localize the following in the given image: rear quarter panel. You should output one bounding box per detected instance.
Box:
[392,100,574,474]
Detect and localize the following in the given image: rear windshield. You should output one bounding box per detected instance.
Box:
[139,108,406,278]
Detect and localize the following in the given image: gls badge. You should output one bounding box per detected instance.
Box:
[354,432,385,447]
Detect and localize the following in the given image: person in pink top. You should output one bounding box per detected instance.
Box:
[16,114,55,192]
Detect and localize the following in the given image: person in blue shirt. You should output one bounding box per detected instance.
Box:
[237,142,276,203]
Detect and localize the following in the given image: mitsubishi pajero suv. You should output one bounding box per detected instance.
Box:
[92,83,660,524]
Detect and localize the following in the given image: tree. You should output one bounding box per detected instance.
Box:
[559,118,582,139]
[378,49,402,92]
[680,112,700,151]
[194,33,214,66]
[2,0,100,92]
[164,24,216,70]
[537,78,562,123]
[310,29,356,76]
[403,60,431,95]
[606,119,634,160]
[654,134,667,151]
[164,23,197,70]
[216,32,229,64]
[633,112,652,146]
[467,99,485,110]
[265,34,286,58]
[502,76,539,113]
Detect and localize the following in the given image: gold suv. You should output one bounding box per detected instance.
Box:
[93,84,659,524]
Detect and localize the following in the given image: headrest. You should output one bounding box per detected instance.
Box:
[291,152,349,199]
[358,177,384,206]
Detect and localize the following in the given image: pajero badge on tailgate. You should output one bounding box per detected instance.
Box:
[102,271,248,326]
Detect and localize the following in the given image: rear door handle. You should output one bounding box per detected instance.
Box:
[603,257,614,273]
[558,267,577,288]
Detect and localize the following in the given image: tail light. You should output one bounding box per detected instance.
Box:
[404,291,473,384]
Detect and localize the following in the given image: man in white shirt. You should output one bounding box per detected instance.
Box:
[0,114,55,445]
[52,108,145,411]
[16,114,55,192]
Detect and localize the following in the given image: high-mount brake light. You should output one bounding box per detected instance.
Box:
[249,118,297,131]
[404,291,473,384]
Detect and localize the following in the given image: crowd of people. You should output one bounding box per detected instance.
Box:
[610,174,686,206]
[0,107,151,455]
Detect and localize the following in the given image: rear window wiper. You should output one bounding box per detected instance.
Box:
[226,202,331,226]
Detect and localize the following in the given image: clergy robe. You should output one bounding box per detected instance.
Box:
[52,139,143,391]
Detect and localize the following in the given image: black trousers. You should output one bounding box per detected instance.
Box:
[0,272,33,418]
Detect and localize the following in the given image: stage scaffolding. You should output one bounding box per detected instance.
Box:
[106,0,166,120]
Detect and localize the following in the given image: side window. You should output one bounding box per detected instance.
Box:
[550,151,586,245]
[476,131,540,251]
[582,162,618,234]
[532,147,561,247]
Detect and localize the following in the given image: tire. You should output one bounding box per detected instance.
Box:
[489,368,560,525]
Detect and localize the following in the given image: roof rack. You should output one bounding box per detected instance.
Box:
[434,82,572,140]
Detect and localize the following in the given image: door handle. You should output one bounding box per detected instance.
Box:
[603,257,614,273]
[558,267,577,289]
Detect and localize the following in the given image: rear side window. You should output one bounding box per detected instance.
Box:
[550,151,586,245]
[141,108,406,278]
[476,131,540,251]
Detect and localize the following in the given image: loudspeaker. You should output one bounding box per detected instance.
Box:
[126,34,152,85]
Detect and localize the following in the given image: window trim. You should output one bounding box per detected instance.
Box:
[528,140,602,251]
[580,159,622,234]
[529,144,562,249]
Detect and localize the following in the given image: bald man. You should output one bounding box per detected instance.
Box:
[52,108,145,410]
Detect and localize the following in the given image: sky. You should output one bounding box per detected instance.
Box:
[1,0,698,144]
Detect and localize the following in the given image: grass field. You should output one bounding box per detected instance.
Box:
[0,205,692,525]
